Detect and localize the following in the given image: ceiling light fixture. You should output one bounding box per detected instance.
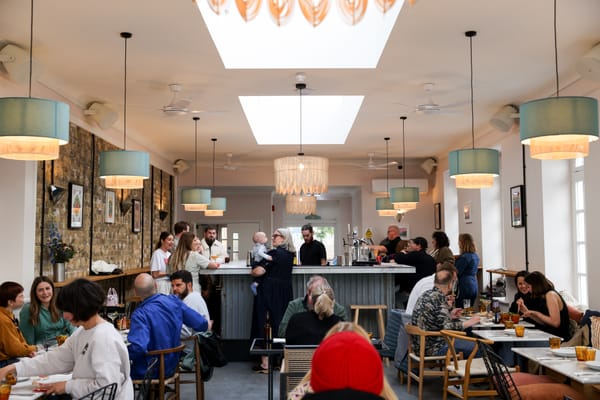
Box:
[0,0,69,160]
[205,138,226,217]
[286,194,317,215]
[449,31,500,189]
[391,116,419,212]
[181,117,211,211]
[520,0,598,160]
[274,74,328,196]
[99,32,149,189]
[376,137,397,217]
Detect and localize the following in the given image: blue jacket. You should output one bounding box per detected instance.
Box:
[128,293,208,379]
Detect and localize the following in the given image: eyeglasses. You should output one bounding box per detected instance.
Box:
[272,233,283,238]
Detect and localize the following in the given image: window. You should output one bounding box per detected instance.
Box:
[572,157,587,305]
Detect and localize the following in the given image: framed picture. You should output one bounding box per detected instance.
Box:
[132,199,142,233]
[68,182,83,229]
[398,225,409,240]
[105,191,115,224]
[511,185,525,228]
[434,202,442,230]
[463,201,472,224]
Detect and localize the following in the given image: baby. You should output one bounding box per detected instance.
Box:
[250,231,272,295]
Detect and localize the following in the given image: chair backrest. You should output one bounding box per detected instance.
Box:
[78,382,118,400]
[136,357,158,400]
[440,329,491,371]
[405,323,442,359]
[281,345,317,399]
[480,341,521,400]
[147,344,186,400]
[180,335,205,399]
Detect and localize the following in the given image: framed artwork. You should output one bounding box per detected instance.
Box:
[105,191,115,224]
[132,199,142,233]
[463,201,472,224]
[434,202,442,230]
[398,225,409,240]
[68,182,83,229]
[511,185,525,228]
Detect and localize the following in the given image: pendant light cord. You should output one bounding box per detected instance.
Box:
[401,116,407,187]
[211,138,217,189]
[553,0,559,97]
[193,117,199,185]
[465,30,477,150]
[385,137,390,193]
[123,35,128,150]
[299,87,304,155]
[28,0,33,98]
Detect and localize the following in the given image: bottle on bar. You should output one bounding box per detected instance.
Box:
[264,311,272,343]
[492,300,501,323]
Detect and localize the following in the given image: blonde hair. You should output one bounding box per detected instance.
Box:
[458,233,477,254]
[169,232,195,272]
[312,287,335,320]
[289,322,398,400]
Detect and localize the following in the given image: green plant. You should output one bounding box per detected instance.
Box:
[46,223,76,263]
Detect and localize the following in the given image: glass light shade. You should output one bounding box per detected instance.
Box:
[205,197,227,216]
[285,194,317,215]
[449,148,499,189]
[390,187,419,211]
[520,96,599,160]
[181,188,212,211]
[376,197,397,216]
[0,97,69,160]
[274,155,328,195]
[99,150,150,189]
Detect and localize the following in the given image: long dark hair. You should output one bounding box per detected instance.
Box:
[525,271,555,297]
[29,276,60,326]
[432,231,450,249]
[155,231,172,250]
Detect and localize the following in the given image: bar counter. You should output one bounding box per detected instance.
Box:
[201,261,415,339]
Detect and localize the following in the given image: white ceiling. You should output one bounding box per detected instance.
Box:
[1,0,599,170]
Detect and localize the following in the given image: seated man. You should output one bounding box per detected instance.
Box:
[278,275,348,338]
[128,273,211,379]
[411,269,480,356]
[170,270,210,347]
[394,237,436,295]
[405,262,457,315]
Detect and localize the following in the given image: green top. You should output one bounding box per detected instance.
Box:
[19,303,75,345]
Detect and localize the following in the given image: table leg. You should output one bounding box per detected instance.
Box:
[268,354,273,400]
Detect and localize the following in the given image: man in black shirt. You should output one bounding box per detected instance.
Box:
[299,224,327,265]
[394,236,436,294]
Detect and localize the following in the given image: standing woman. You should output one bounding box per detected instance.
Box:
[150,231,175,294]
[250,228,295,372]
[0,282,36,367]
[454,233,479,308]
[19,277,75,345]
[169,232,219,294]
[429,231,455,266]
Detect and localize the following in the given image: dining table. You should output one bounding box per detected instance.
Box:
[461,316,535,330]
[249,338,286,400]
[8,374,72,400]
[511,346,600,400]
[473,328,559,366]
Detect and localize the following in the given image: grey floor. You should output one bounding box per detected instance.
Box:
[181,361,446,400]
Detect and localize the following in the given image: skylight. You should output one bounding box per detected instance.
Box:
[239,95,364,144]
[195,0,404,69]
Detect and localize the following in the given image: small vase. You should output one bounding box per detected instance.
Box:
[53,262,66,282]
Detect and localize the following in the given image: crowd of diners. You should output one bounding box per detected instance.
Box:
[0,221,586,399]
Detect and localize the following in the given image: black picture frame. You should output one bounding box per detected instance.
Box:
[68,182,83,229]
[511,185,525,228]
[434,202,442,230]
[132,199,141,233]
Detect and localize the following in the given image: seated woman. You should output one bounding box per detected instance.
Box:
[285,285,342,345]
[0,279,134,400]
[0,282,36,367]
[518,271,572,341]
[19,276,75,346]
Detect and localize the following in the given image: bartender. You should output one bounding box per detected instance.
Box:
[370,225,406,258]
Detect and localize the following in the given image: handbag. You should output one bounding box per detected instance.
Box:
[106,287,119,307]
[198,331,228,368]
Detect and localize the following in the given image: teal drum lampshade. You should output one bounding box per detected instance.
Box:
[99,150,150,189]
[376,197,397,217]
[520,96,599,160]
[449,148,499,189]
[205,197,227,216]
[390,187,419,211]
[181,187,211,211]
[0,97,69,160]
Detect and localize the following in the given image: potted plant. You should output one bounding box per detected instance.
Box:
[46,224,76,282]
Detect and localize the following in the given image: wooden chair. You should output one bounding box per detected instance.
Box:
[180,336,204,400]
[77,382,118,400]
[405,324,447,400]
[132,344,185,400]
[279,345,317,400]
[350,305,387,340]
[480,341,522,400]
[440,330,497,400]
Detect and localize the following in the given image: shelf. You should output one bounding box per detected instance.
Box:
[54,267,150,288]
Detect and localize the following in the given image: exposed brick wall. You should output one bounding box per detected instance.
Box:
[34,123,173,281]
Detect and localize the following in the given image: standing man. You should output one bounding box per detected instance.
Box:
[200,226,228,335]
[128,273,210,380]
[173,221,190,249]
[299,224,327,266]
[201,226,229,261]
[370,225,406,258]
[394,237,437,294]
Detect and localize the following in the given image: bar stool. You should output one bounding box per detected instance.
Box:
[350,304,387,340]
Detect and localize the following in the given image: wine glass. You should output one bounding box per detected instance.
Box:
[107,311,119,327]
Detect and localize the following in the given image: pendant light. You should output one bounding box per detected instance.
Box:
[205,138,227,216]
[449,31,499,189]
[0,0,69,160]
[520,0,598,159]
[376,137,397,217]
[390,116,419,212]
[274,74,328,196]
[286,194,317,215]
[181,117,211,211]
[99,32,150,189]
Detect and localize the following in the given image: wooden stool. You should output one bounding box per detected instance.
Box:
[350,304,387,340]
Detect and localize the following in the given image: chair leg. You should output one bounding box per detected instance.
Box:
[406,359,412,394]
[353,309,360,325]
[397,370,404,385]
[442,371,449,400]
[418,364,424,400]
[377,308,385,341]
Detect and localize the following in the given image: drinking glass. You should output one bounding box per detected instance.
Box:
[575,346,587,361]
[549,337,561,349]
[514,325,525,337]
[0,384,11,400]
[107,311,119,327]
[586,347,597,361]
[463,299,471,315]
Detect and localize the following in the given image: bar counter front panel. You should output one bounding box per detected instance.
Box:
[200,261,415,339]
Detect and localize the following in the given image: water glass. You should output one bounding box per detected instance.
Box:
[548,337,561,349]
[575,346,587,361]
[514,325,525,337]
[586,347,597,361]
[463,299,471,315]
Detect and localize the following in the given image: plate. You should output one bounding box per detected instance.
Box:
[503,329,517,335]
[586,361,600,370]
[550,347,576,358]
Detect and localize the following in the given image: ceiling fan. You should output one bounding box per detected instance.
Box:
[219,153,253,171]
[161,83,192,116]
[350,153,398,170]
[408,82,464,115]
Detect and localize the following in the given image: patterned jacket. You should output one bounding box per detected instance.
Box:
[411,287,463,355]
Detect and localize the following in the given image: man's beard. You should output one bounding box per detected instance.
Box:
[179,287,189,299]
[205,238,215,246]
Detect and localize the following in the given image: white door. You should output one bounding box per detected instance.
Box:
[226,222,261,262]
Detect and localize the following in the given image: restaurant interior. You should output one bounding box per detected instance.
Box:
[1,0,600,398]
